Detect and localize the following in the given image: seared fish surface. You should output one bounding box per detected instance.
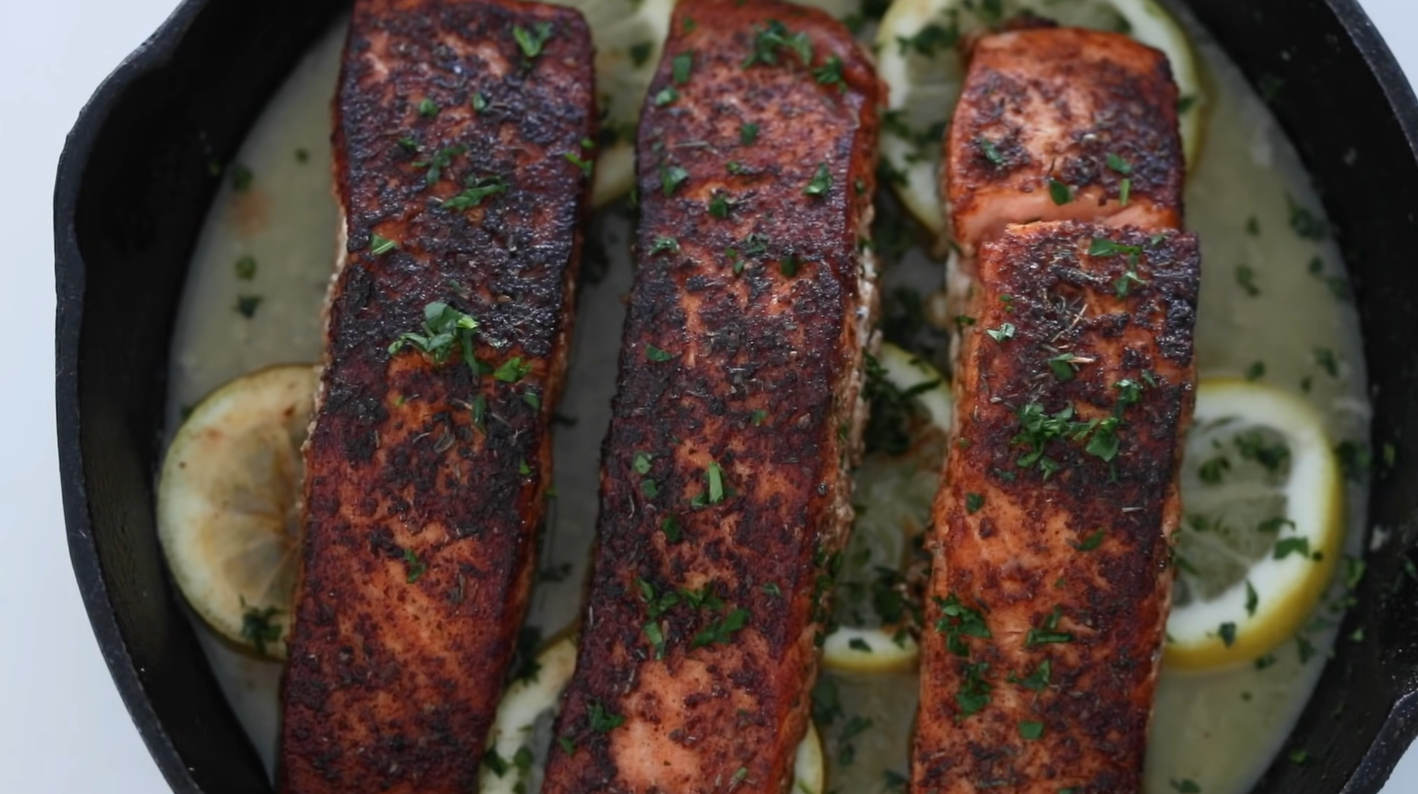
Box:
[279,0,594,790]
[914,27,1199,794]
[946,28,1184,257]
[540,1,882,792]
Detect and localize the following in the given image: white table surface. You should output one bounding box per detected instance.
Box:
[3,1,1415,791]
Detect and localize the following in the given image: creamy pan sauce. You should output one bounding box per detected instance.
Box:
[165,7,1370,792]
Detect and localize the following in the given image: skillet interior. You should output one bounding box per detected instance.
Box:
[52,0,1418,791]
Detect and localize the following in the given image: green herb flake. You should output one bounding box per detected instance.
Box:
[234,255,257,280]
[708,192,733,218]
[1218,622,1237,647]
[235,295,262,318]
[976,138,1006,167]
[633,451,653,475]
[650,236,681,256]
[660,515,682,543]
[1287,194,1329,240]
[370,233,398,255]
[557,736,576,755]
[294,148,310,164]
[1245,361,1266,381]
[492,357,533,383]
[672,52,694,84]
[1106,152,1133,175]
[1314,347,1340,378]
[933,593,992,656]
[804,163,832,197]
[1072,528,1106,552]
[742,20,814,68]
[1048,179,1072,206]
[1246,216,1260,236]
[646,344,675,362]
[230,163,254,192]
[442,174,508,210]
[471,92,488,112]
[812,55,845,88]
[1246,581,1259,616]
[653,85,680,106]
[1235,264,1260,297]
[1019,720,1045,740]
[751,409,768,426]
[1119,178,1132,207]
[706,460,726,504]
[513,22,554,60]
[1170,780,1202,794]
[1289,748,1310,765]
[661,164,689,195]
[240,604,282,655]
[985,322,1015,343]
[587,701,626,733]
[1048,353,1081,381]
[740,122,760,145]
[403,547,427,583]
[629,41,654,67]
[1274,537,1312,560]
[965,493,985,514]
[417,98,440,118]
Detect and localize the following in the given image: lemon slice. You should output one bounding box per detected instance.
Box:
[824,343,951,673]
[1165,379,1344,670]
[157,364,318,660]
[480,636,827,793]
[549,0,866,207]
[875,0,1206,236]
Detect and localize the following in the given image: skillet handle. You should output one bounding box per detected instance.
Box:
[1344,691,1418,793]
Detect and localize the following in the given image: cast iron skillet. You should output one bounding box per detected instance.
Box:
[52,0,1418,791]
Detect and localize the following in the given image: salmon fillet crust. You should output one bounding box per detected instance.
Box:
[913,222,1200,794]
[540,1,882,792]
[945,28,1184,258]
[278,0,595,790]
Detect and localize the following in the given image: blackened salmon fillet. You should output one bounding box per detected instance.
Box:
[913,26,1199,794]
[279,0,595,790]
[913,222,1199,793]
[945,28,1184,258]
[540,0,882,792]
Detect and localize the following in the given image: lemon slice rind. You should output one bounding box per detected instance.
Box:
[157,364,319,660]
[1164,379,1344,670]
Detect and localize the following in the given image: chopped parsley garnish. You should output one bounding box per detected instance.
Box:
[1314,347,1340,378]
[414,144,467,186]
[985,322,1015,342]
[417,97,440,118]
[751,409,767,426]
[1170,780,1202,793]
[956,661,993,717]
[629,41,653,67]
[564,150,594,176]
[234,255,257,280]
[708,192,733,219]
[646,344,675,362]
[235,295,262,318]
[705,461,726,504]
[633,451,653,474]
[651,236,680,255]
[1273,537,1311,560]
[1019,720,1045,740]
[1246,581,1259,616]
[388,301,479,369]
[471,92,488,113]
[976,137,1006,167]
[402,548,427,583]
[1048,179,1072,206]
[1235,264,1260,297]
[1015,659,1051,691]
[1246,216,1260,235]
[1287,193,1329,240]
[557,736,576,755]
[1025,607,1072,646]
[294,148,310,164]
[742,20,813,68]
[587,701,626,732]
[229,163,254,192]
[653,85,679,106]
[740,123,760,145]
[812,56,845,88]
[240,604,282,655]
[661,164,689,195]
[1245,361,1266,381]
[513,22,554,60]
[493,357,533,383]
[1119,178,1132,206]
[442,174,507,210]
[672,52,694,84]
[1219,622,1238,647]
[1088,236,1143,259]
[691,607,750,648]
[895,22,959,56]
[780,254,800,277]
[965,493,985,514]
[1072,528,1106,551]
[660,515,682,543]
[805,163,832,197]
[933,593,991,656]
[1048,352,1083,381]
[1106,152,1133,175]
